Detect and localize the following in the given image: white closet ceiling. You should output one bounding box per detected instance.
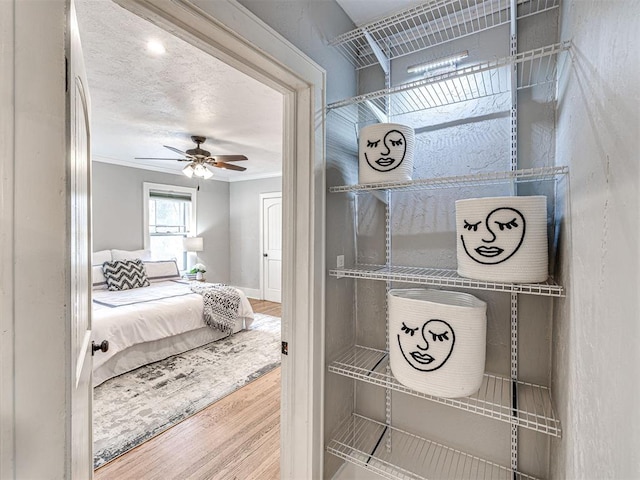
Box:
[335,0,425,26]
[74,0,283,182]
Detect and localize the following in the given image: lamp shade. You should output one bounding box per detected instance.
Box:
[182,164,195,178]
[183,236,204,252]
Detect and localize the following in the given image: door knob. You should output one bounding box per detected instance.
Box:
[263,253,268,257]
[92,340,109,355]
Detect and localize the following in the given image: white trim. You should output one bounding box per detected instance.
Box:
[259,192,283,301]
[110,1,326,477]
[95,155,194,177]
[227,172,283,182]
[94,155,282,183]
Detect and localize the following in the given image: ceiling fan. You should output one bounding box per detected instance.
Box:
[135,135,247,179]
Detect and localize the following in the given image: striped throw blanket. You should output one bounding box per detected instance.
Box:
[190,283,242,334]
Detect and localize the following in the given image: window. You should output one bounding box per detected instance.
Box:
[143,183,197,271]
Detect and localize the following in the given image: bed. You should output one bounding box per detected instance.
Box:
[91,251,254,386]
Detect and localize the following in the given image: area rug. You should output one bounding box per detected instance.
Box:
[93,313,281,469]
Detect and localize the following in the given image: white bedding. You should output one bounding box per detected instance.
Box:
[92,280,254,385]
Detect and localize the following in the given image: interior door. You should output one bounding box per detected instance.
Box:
[69,2,94,477]
[262,194,282,303]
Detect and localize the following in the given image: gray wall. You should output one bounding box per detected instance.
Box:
[552,1,640,478]
[234,2,359,478]
[229,176,282,290]
[92,162,231,283]
[237,0,356,103]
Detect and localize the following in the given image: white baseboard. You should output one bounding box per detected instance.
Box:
[240,287,261,299]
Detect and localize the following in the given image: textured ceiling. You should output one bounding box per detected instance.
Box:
[335,0,425,26]
[75,0,283,182]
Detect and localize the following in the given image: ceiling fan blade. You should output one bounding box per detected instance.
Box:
[214,162,247,171]
[163,145,187,156]
[134,157,188,161]
[210,155,248,162]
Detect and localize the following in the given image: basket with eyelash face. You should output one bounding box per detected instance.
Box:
[388,288,487,398]
[358,123,415,184]
[455,195,549,283]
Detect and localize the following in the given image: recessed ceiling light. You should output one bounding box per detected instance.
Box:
[147,40,166,55]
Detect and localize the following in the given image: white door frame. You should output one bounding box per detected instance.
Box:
[112,1,326,478]
[259,192,283,302]
[2,1,71,477]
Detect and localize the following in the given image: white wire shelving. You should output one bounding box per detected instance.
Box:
[330,0,560,71]
[329,165,567,193]
[329,264,564,297]
[328,168,566,296]
[327,42,569,126]
[329,345,561,437]
[327,414,540,480]
[326,2,565,477]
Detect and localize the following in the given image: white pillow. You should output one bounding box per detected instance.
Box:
[92,265,108,290]
[92,250,112,265]
[144,260,181,283]
[111,249,152,261]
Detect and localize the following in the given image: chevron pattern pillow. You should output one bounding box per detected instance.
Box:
[102,259,150,291]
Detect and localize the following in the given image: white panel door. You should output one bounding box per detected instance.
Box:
[262,195,282,303]
[69,2,94,477]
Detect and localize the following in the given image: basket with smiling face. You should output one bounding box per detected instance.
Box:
[388,288,487,398]
[456,195,549,283]
[358,123,415,184]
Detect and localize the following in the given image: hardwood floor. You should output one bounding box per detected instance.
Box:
[95,299,281,480]
[248,298,282,317]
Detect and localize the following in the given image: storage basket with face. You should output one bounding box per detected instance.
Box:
[456,195,549,283]
[388,289,487,398]
[358,123,415,184]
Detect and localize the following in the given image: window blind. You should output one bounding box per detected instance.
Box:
[149,190,192,202]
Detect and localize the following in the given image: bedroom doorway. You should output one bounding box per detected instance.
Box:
[261,192,282,303]
[78,0,325,478]
[84,3,286,472]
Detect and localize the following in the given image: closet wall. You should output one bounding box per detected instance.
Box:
[552,1,640,478]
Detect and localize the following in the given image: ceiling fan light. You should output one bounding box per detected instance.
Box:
[182,164,195,178]
[193,163,207,177]
[201,167,214,179]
